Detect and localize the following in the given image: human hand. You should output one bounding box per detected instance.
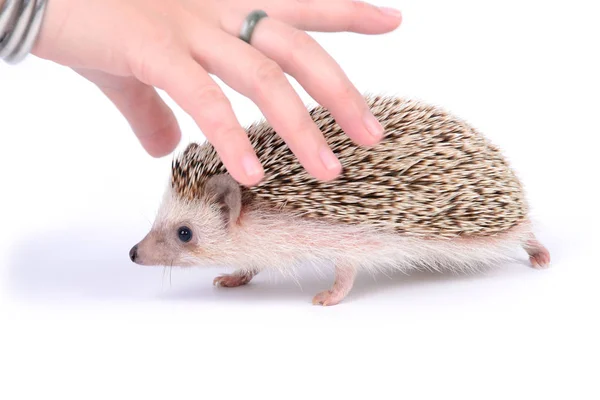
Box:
[32,0,402,186]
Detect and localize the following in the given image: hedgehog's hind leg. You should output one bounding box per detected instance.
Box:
[523,234,551,269]
[312,265,357,306]
[213,269,258,288]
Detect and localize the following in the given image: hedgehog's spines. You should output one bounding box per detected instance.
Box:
[170,95,528,238]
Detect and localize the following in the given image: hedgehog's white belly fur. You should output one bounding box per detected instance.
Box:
[216,210,532,276]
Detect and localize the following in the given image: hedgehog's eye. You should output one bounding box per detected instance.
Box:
[177,226,193,243]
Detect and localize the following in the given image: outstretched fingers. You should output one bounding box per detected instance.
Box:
[120,1,402,185]
[219,12,385,148]
[247,17,385,147]
[132,50,265,186]
[193,27,343,182]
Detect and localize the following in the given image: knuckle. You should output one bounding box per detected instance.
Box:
[213,126,242,142]
[344,0,368,30]
[291,29,314,49]
[147,24,178,51]
[289,29,316,61]
[350,0,370,13]
[192,85,229,108]
[314,74,356,106]
[254,60,286,89]
[189,90,242,145]
[208,126,246,153]
[296,115,320,137]
[130,26,180,85]
[334,80,356,102]
[133,54,160,85]
[191,85,231,122]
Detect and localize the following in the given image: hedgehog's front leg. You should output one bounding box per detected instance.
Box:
[312,266,357,306]
[213,269,257,288]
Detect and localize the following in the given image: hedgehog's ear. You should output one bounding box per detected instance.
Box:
[204,174,242,227]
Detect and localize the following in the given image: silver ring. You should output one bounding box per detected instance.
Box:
[239,10,268,44]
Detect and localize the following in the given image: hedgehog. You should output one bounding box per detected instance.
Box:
[129,94,550,306]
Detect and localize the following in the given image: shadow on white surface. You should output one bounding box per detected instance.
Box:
[6,226,164,302]
[5,224,550,305]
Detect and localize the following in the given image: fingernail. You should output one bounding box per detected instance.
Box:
[380,7,402,17]
[242,154,263,178]
[364,112,384,139]
[320,147,341,171]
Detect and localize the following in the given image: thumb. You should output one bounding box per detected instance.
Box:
[75,69,181,157]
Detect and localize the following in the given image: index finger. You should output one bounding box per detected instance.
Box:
[135,51,265,186]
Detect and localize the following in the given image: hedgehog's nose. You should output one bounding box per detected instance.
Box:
[129,245,138,263]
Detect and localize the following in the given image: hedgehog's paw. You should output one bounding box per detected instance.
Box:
[213,270,256,288]
[312,290,348,306]
[529,249,551,269]
[312,266,357,306]
[524,237,551,269]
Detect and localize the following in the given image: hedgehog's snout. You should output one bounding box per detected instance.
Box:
[129,245,139,263]
[129,241,152,266]
[128,233,172,266]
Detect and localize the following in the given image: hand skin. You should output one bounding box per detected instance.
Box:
[26,0,402,186]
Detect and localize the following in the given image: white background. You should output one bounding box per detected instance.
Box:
[1,1,599,399]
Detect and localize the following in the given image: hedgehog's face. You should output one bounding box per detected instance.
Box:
[129,174,242,267]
